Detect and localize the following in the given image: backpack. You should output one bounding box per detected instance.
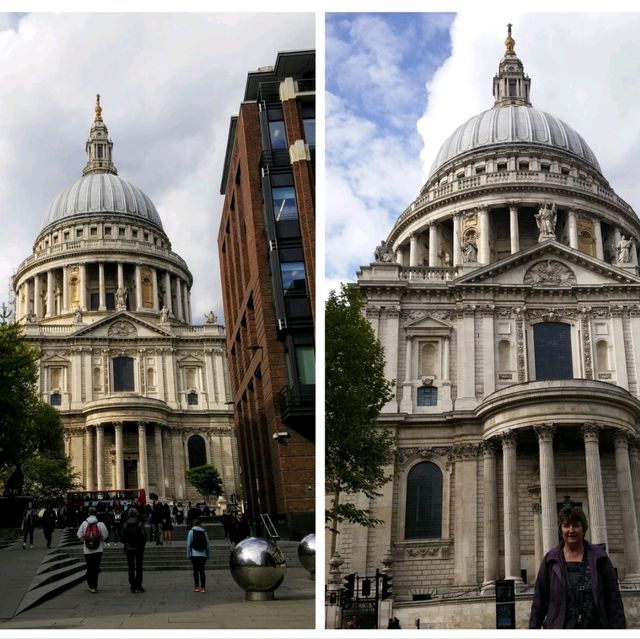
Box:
[124,520,146,548]
[84,522,101,549]
[191,528,207,551]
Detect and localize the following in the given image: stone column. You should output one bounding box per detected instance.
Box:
[611,310,629,390]
[568,209,579,249]
[478,207,490,265]
[428,224,438,267]
[154,425,166,499]
[98,262,106,311]
[396,246,404,267]
[629,439,640,534]
[117,262,124,290]
[138,422,149,497]
[184,283,191,323]
[152,268,159,312]
[482,440,499,589]
[135,264,142,311]
[532,502,542,579]
[33,274,42,319]
[482,309,495,396]
[456,307,476,410]
[593,218,604,260]
[500,430,522,584]
[85,427,95,490]
[62,266,69,313]
[382,307,400,412]
[400,335,413,413]
[79,263,87,312]
[453,213,463,267]
[95,424,104,491]
[409,233,419,267]
[582,423,608,546]
[509,204,520,254]
[535,424,558,554]
[46,270,54,318]
[164,271,173,313]
[175,277,183,321]
[172,429,185,499]
[114,421,124,490]
[614,431,640,580]
[23,279,32,319]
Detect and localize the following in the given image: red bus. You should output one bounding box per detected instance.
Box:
[67,489,146,513]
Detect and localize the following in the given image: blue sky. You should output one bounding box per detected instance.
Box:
[325,12,640,293]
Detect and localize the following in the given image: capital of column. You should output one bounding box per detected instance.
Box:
[138,421,148,431]
[614,430,630,449]
[532,501,541,515]
[113,421,123,432]
[581,422,603,443]
[499,429,517,450]
[481,439,498,458]
[95,423,104,433]
[534,423,555,443]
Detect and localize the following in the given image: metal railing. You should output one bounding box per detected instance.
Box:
[259,513,280,542]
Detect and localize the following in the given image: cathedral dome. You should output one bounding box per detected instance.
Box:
[428,104,601,178]
[40,94,163,234]
[42,172,163,232]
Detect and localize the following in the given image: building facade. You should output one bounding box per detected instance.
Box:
[218,50,315,539]
[13,98,240,504]
[337,28,640,627]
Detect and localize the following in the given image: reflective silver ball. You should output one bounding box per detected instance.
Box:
[297,533,316,575]
[229,537,287,601]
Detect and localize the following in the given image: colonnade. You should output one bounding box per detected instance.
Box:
[482,423,640,586]
[398,205,636,268]
[17,261,192,323]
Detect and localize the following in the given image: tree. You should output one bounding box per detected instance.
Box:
[185,464,223,504]
[23,453,80,505]
[0,322,69,496]
[326,285,395,557]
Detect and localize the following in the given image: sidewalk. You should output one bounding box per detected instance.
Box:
[0,530,315,629]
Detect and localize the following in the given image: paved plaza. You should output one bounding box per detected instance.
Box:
[0,529,315,630]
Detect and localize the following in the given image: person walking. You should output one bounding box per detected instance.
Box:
[529,504,626,629]
[151,499,164,545]
[77,507,109,593]
[231,511,250,545]
[122,507,147,593]
[186,517,209,593]
[21,501,38,549]
[41,504,57,549]
[162,502,173,545]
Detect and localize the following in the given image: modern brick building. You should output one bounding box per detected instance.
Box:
[218,50,315,539]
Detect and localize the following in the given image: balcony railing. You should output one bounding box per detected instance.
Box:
[279,382,315,423]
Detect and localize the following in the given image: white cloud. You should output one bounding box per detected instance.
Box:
[0,12,314,324]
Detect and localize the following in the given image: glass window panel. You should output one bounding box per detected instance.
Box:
[405,462,443,539]
[296,345,315,384]
[303,118,315,146]
[113,357,134,392]
[416,386,438,406]
[280,262,306,292]
[533,322,573,380]
[268,121,287,150]
[272,186,298,221]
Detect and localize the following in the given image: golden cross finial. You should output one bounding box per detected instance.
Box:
[505,23,515,54]
[95,93,103,122]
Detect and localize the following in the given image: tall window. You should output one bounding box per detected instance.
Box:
[281,262,306,292]
[303,118,315,146]
[420,343,438,377]
[417,386,438,406]
[405,462,443,539]
[272,186,298,221]
[113,356,134,392]
[188,435,207,468]
[533,322,573,380]
[268,121,287,150]
[296,345,315,384]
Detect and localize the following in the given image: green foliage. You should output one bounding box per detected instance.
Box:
[23,453,80,505]
[325,285,395,537]
[0,322,67,495]
[185,464,223,502]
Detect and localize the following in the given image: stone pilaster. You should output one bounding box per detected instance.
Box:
[509,204,519,254]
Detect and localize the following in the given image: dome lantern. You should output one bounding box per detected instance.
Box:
[83,94,117,176]
[492,24,531,108]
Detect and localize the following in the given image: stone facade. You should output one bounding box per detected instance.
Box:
[13,98,240,504]
[332,28,640,627]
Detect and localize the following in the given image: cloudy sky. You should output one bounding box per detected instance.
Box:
[0,12,314,324]
[325,12,640,293]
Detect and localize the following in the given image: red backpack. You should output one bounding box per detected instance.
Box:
[84,522,101,549]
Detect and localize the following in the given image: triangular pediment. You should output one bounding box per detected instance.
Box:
[403,313,452,331]
[177,353,204,364]
[41,353,71,364]
[71,311,173,338]
[453,241,640,288]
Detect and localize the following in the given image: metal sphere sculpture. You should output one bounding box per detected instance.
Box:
[229,537,287,601]
[297,533,316,576]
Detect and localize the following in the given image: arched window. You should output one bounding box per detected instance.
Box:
[405,462,443,539]
[596,340,609,371]
[533,322,572,380]
[113,356,134,392]
[188,435,207,468]
[498,340,512,370]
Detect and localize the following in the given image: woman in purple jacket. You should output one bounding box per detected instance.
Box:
[529,505,626,629]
